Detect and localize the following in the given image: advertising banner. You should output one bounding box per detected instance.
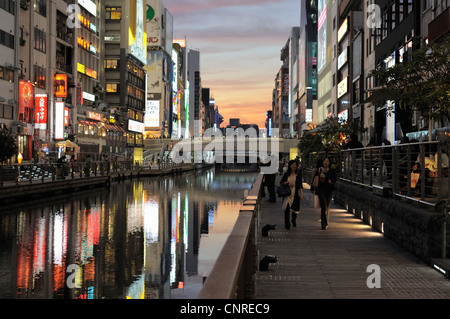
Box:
[145,100,160,127]
[146,0,162,47]
[19,80,34,122]
[55,74,67,98]
[35,94,47,130]
[55,101,65,140]
[129,0,147,65]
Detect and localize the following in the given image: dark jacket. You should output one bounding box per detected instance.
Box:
[280,170,303,211]
[314,168,336,195]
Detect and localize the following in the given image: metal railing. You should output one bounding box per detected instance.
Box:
[0,157,194,187]
[340,140,450,204]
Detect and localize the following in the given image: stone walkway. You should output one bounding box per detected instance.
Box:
[255,184,450,299]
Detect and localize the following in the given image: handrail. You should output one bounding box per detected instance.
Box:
[197,173,263,299]
[315,140,450,205]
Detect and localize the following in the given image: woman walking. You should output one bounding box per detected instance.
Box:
[313,157,336,230]
[280,160,303,230]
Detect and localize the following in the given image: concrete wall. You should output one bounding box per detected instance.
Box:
[333,180,446,264]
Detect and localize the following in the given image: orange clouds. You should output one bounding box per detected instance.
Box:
[163,0,300,130]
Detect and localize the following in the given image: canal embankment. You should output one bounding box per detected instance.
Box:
[0,162,212,205]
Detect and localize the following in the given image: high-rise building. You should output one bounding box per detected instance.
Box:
[104,0,147,163]
[0,0,20,161]
[12,0,109,162]
[145,0,173,139]
[187,49,203,137]
[298,0,318,136]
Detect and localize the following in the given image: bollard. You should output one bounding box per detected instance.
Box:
[259,255,277,271]
[261,224,277,237]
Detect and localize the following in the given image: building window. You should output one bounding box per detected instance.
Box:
[398,0,404,22]
[106,83,118,93]
[382,9,388,39]
[34,0,46,17]
[407,0,413,14]
[104,59,119,69]
[0,104,13,119]
[34,65,46,89]
[105,7,121,20]
[0,0,15,14]
[391,3,396,30]
[0,29,14,49]
[34,28,46,53]
[0,66,14,82]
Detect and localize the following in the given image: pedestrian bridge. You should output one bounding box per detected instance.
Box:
[144,137,300,165]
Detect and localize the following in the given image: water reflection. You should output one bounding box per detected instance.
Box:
[0,168,257,299]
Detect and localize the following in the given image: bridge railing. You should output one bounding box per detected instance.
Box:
[340,140,449,205]
[0,158,194,187]
[197,173,263,299]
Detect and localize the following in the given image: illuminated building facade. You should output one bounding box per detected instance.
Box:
[104,0,147,162]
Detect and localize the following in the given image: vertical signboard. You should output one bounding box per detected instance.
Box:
[55,74,67,98]
[129,0,147,65]
[19,80,34,123]
[76,82,83,106]
[35,94,48,130]
[145,100,160,127]
[317,0,327,73]
[55,101,65,140]
[146,0,162,47]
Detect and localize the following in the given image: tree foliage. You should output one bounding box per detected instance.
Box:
[298,116,366,167]
[0,129,17,163]
[366,37,450,122]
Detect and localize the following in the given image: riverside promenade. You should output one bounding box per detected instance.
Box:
[255,184,450,299]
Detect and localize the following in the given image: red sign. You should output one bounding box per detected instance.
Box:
[19,80,34,123]
[35,94,47,130]
[64,107,69,126]
[55,74,67,98]
[87,111,102,121]
[76,82,83,106]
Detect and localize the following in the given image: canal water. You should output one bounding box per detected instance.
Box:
[0,168,258,299]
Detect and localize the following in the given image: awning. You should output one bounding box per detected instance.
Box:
[78,119,125,133]
[79,120,99,126]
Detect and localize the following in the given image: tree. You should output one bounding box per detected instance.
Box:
[298,116,366,167]
[0,129,17,163]
[366,36,450,123]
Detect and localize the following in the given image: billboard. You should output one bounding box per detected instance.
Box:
[146,0,162,47]
[317,0,327,73]
[128,119,145,134]
[145,100,160,127]
[55,101,65,140]
[146,51,163,94]
[129,0,147,65]
[35,94,47,130]
[55,74,67,98]
[19,80,34,123]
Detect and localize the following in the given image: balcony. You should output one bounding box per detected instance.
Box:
[56,61,72,74]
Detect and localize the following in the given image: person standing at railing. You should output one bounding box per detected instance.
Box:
[313,157,336,230]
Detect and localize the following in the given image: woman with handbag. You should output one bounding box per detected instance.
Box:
[280,160,303,230]
[313,157,336,230]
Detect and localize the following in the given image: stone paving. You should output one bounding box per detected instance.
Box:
[255,184,450,299]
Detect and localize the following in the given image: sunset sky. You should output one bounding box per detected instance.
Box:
[163,0,301,129]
